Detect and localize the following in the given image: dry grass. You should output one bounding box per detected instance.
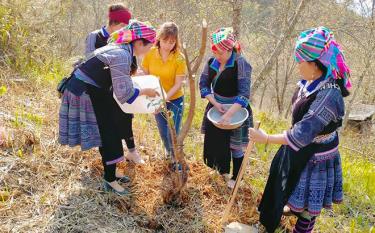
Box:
[0,80,264,233]
[1,77,374,233]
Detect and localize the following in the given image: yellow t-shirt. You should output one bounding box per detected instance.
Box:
[142,47,186,100]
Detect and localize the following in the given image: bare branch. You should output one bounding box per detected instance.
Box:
[251,0,311,98]
[191,19,208,74]
[177,20,207,145]
[158,79,178,158]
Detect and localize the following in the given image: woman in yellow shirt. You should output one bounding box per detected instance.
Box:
[142,22,186,159]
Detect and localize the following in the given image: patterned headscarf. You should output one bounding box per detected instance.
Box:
[109,19,156,45]
[210,27,241,52]
[294,26,352,89]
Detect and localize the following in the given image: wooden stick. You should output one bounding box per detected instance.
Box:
[221,121,261,224]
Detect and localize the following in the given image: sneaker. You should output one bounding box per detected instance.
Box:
[222,173,232,182]
[227,179,236,189]
[125,150,145,164]
[283,205,293,216]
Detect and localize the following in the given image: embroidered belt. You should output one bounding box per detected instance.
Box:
[313,131,337,144]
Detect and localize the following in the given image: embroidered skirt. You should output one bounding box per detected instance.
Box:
[287,148,343,216]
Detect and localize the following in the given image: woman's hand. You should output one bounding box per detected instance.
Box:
[217,103,242,125]
[166,75,184,101]
[140,88,160,98]
[206,95,225,113]
[249,128,268,143]
[218,113,231,125]
[213,102,226,113]
[132,69,146,76]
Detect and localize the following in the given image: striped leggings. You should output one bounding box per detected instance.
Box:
[293,216,317,233]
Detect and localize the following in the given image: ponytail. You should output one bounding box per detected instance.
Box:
[336,78,350,97]
[312,59,350,97]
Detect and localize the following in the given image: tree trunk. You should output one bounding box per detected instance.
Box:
[231,0,243,39]
[258,83,267,110]
[280,48,296,115]
[161,20,207,205]
[344,3,375,128]
[343,53,374,128]
[274,57,282,114]
[284,100,292,119]
[251,0,311,98]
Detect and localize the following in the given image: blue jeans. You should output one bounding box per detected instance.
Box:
[155,96,184,156]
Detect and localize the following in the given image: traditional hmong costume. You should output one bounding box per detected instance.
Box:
[259,26,351,233]
[59,20,156,182]
[85,12,138,153]
[85,7,132,55]
[199,27,253,181]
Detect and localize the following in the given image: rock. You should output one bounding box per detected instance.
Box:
[348,104,375,121]
[347,104,375,133]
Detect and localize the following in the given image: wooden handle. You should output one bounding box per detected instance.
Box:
[221,121,261,225]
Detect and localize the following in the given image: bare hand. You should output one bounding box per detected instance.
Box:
[218,114,231,125]
[135,69,146,76]
[141,88,160,98]
[213,102,226,114]
[249,128,268,143]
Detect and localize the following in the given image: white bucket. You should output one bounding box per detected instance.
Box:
[114,75,166,114]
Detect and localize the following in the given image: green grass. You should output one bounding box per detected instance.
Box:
[326,151,375,232]
[9,106,44,129]
[243,111,375,232]
[0,85,6,96]
[0,4,69,85]
[1,5,373,228]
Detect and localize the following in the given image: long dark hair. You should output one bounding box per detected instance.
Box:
[311,60,350,97]
[129,38,152,75]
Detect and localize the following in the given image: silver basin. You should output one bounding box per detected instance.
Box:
[207,104,249,130]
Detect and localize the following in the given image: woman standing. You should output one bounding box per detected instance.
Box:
[84,4,144,164]
[59,20,158,196]
[250,27,351,232]
[141,22,186,159]
[85,3,131,55]
[199,27,253,189]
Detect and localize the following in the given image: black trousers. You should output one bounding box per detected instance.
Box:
[86,85,124,182]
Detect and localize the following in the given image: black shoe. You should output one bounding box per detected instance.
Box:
[116,175,131,184]
[102,180,131,196]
